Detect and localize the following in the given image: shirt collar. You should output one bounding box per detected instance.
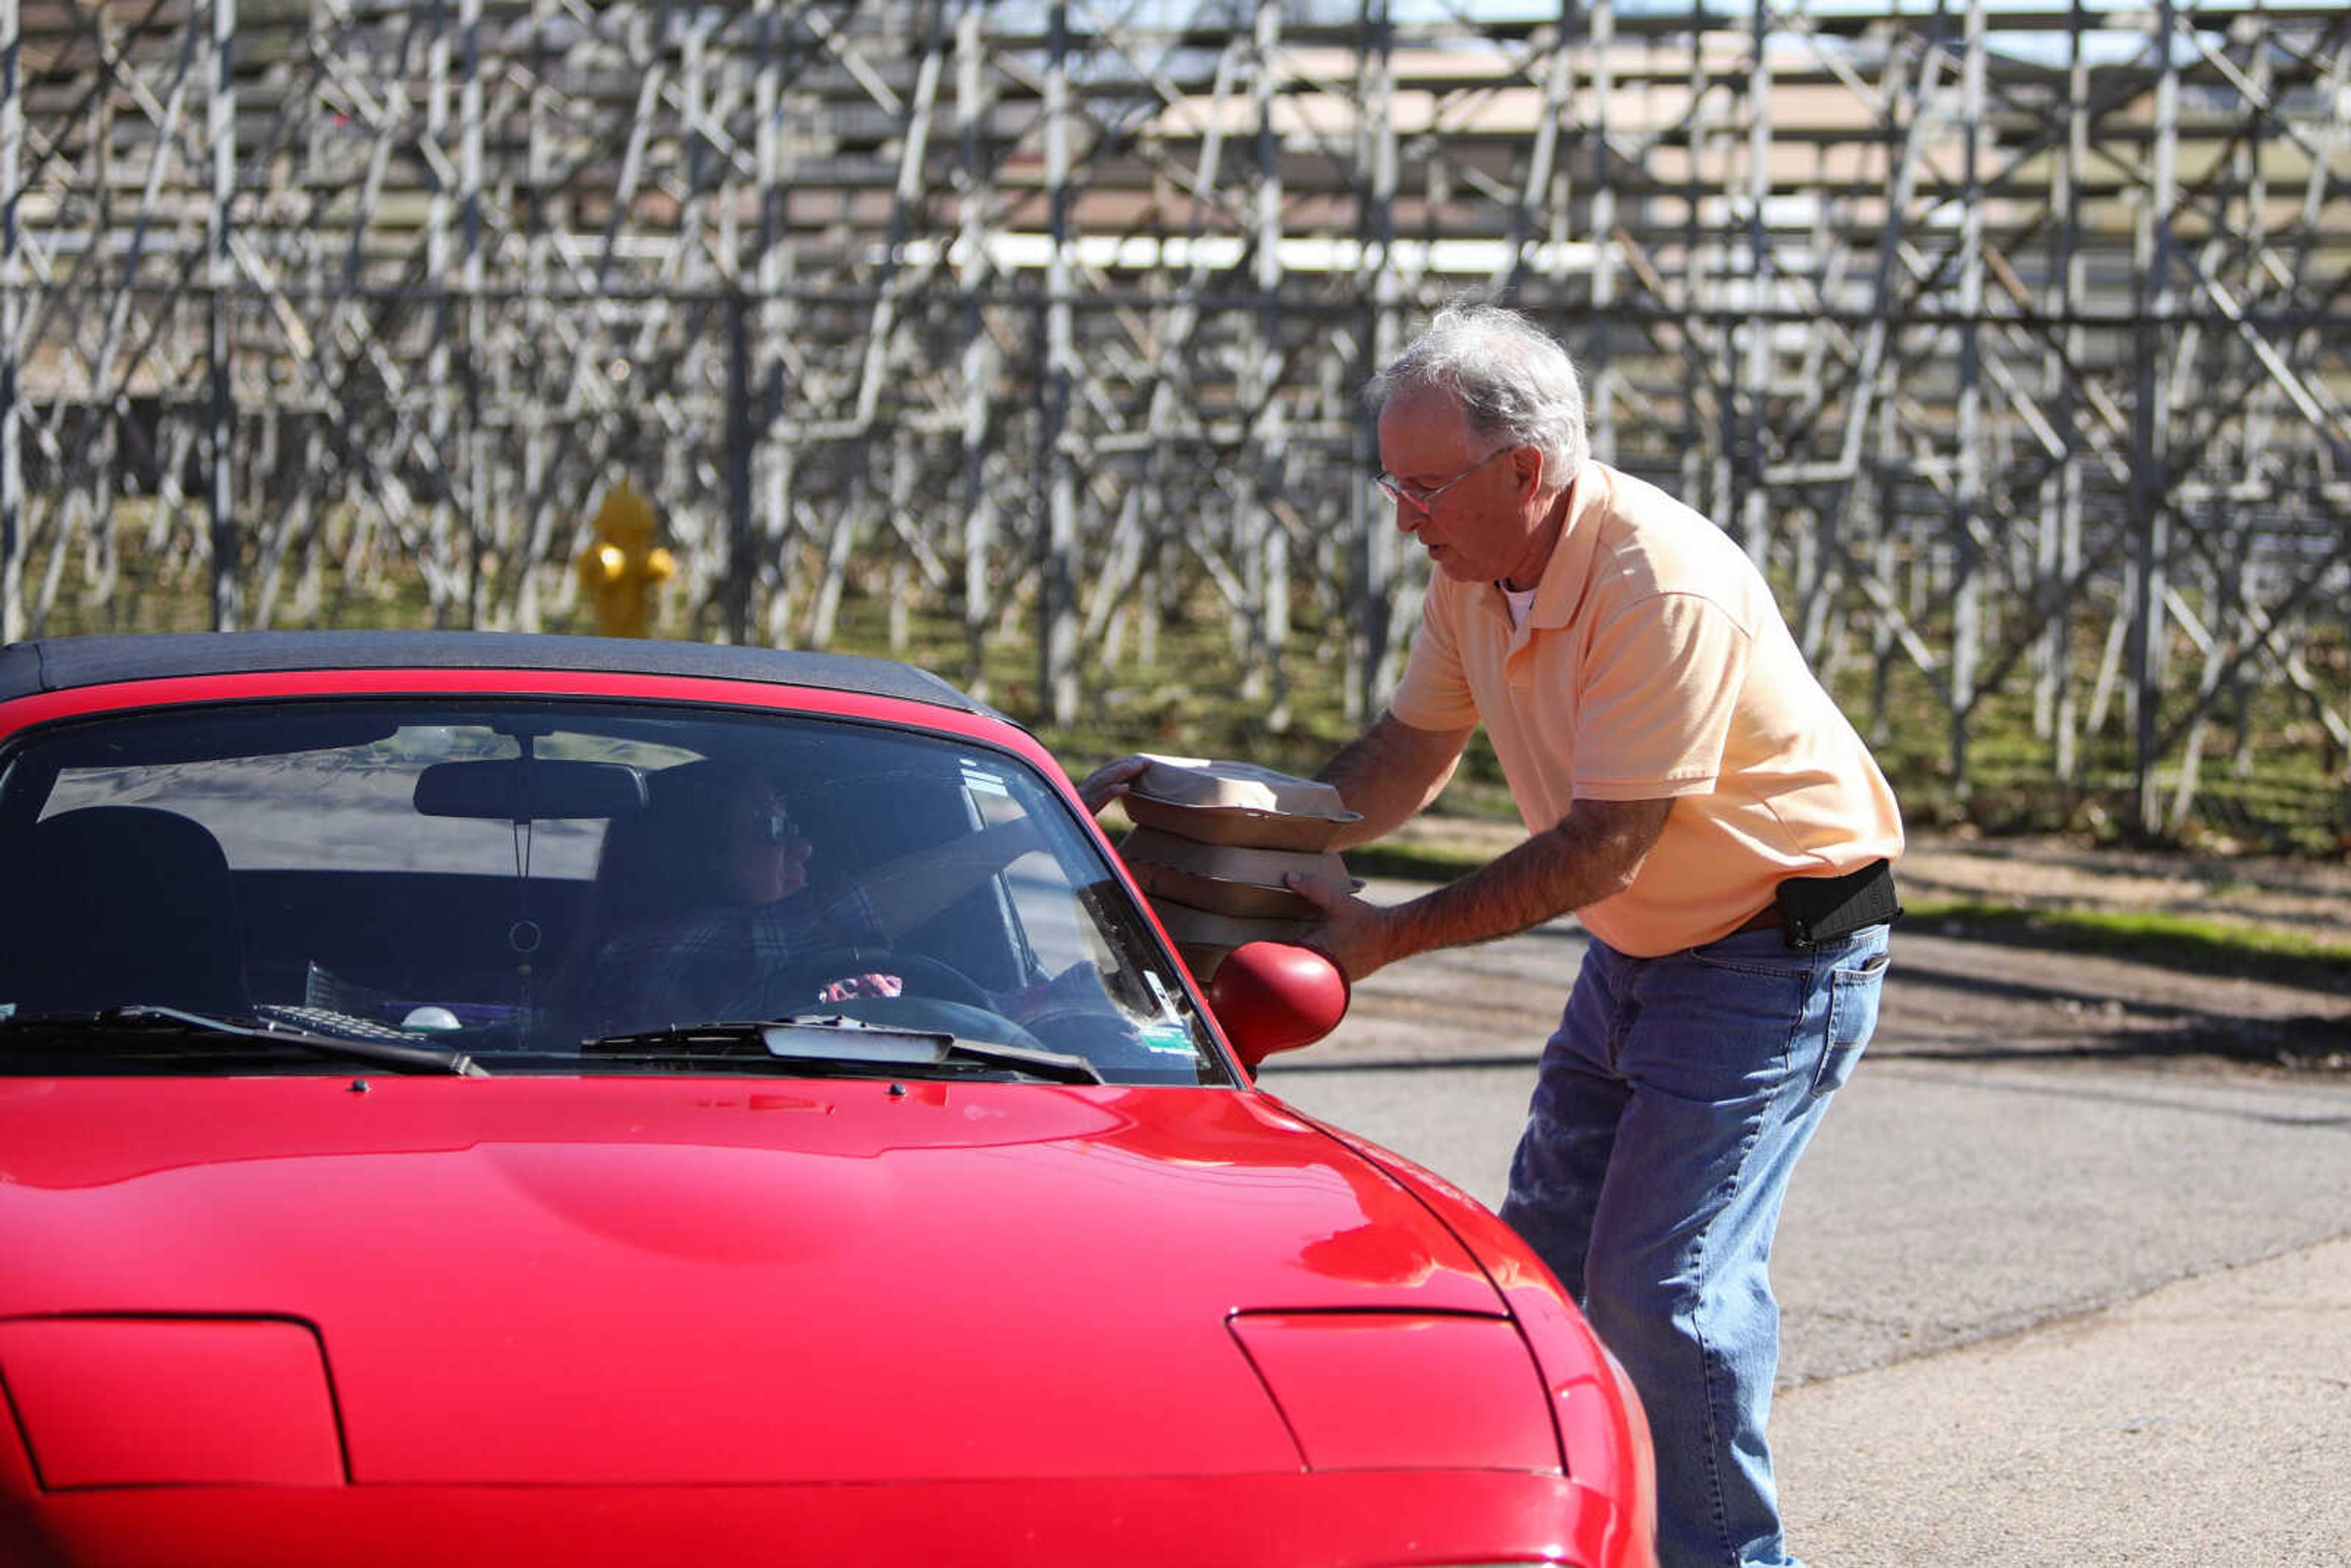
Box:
[1502,462,1608,632]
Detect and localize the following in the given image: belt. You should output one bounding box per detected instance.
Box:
[1731,902,1782,936]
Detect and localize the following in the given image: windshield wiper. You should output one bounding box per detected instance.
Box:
[0,1005,487,1076]
[585,1015,1104,1085]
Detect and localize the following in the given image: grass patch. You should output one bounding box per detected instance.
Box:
[1902,899,2351,995]
[1338,839,1493,883]
[1307,842,2351,997]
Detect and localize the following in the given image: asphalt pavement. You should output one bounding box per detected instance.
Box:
[1256,885,2351,1566]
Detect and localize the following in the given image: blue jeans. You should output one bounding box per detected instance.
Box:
[1499,923,1891,1568]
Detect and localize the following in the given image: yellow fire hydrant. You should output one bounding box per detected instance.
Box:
[577,481,676,639]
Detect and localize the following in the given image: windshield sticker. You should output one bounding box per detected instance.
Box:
[1136,1022,1198,1057]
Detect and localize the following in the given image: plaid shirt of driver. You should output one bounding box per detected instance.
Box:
[582,885,886,1037]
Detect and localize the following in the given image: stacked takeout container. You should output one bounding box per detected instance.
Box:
[1112,756,1360,981]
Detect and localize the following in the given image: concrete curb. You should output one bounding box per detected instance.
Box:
[1774,1234,2351,1566]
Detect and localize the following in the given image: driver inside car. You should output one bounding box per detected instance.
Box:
[571,759,1049,1040]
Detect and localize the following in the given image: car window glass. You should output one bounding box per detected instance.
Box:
[43,729,594,876]
[0,699,1224,1086]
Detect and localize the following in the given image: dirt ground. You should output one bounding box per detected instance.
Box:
[1381,817,2351,1076]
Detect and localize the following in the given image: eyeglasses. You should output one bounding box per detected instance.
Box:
[1374,445,1513,516]
[752,806,802,845]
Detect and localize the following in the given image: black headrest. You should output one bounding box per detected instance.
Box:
[3,807,250,1016]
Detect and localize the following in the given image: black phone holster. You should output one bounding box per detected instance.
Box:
[1773,858,1902,950]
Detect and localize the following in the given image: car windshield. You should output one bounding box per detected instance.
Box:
[0,698,1228,1086]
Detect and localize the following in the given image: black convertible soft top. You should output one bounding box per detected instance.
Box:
[0,631,1000,719]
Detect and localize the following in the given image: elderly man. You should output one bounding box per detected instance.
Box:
[1087,302,1902,1568]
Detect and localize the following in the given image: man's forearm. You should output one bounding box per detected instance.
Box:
[1353,797,1671,973]
[1316,712,1472,849]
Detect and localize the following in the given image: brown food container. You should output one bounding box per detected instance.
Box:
[1128,859,1318,920]
[1176,943,1235,982]
[1119,792,1360,852]
[1117,756,1361,852]
[1125,756,1354,816]
[1112,758,1353,978]
[1118,827,1357,920]
[1148,898,1314,981]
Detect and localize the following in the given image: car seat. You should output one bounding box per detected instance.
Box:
[0,806,252,1016]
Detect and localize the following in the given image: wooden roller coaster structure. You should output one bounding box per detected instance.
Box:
[2,0,2346,835]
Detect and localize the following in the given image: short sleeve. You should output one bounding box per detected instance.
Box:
[1390,582,1480,732]
[1571,591,1751,798]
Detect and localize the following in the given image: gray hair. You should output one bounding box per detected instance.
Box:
[1365,301,1589,490]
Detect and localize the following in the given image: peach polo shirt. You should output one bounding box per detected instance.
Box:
[1390,461,1905,958]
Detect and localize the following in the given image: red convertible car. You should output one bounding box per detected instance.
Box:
[0,632,1653,1568]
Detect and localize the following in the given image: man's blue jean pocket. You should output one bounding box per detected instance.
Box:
[1814,947,1889,1096]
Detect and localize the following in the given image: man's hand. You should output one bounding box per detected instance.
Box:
[1283,868,1398,983]
[1074,755,1152,815]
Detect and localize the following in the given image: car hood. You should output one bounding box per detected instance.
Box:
[0,1076,1505,1485]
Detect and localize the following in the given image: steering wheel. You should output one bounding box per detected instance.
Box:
[727,942,996,1019]
[726,940,1071,1061]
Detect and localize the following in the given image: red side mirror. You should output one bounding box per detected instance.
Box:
[1205,942,1351,1071]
